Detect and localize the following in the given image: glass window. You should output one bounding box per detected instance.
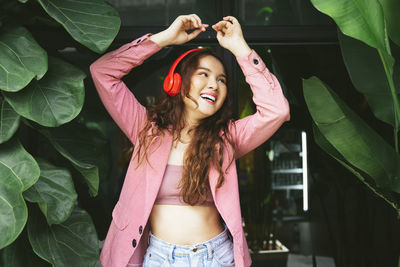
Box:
[107,0,217,26]
[234,0,334,26]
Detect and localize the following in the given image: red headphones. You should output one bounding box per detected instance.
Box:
[163,48,207,96]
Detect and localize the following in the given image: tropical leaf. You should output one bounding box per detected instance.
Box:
[27,205,99,267]
[23,158,77,225]
[40,122,109,197]
[310,0,387,51]
[3,56,85,127]
[313,124,400,214]
[0,138,40,249]
[37,0,120,53]
[0,97,20,144]
[311,0,400,149]
[378,0,400,47]
[0,27,47,92]
[338,30,399,127]
[303,76,400,193]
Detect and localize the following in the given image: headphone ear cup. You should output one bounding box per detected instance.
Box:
[169,73,182,97]
[163,73,173,94]
[163,48,206,96]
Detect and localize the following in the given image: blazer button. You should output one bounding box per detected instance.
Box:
[132,239,137,248]
[139,225,143,234]
[253,59,259,65]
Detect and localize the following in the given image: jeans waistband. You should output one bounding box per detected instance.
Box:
[148,226,229,262]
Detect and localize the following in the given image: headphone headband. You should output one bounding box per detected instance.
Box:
[167,48,207,76]
[163,48,208,96]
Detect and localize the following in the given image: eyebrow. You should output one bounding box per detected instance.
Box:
[198,67,227,78]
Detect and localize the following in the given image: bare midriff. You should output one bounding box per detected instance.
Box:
[149,204,224,245]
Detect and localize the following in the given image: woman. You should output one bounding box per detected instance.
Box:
[90,14,290,267]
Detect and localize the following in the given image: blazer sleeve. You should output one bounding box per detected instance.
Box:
[89,34,162,145]
[232,49,290,159]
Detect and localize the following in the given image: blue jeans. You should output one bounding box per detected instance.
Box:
[142,227,235,267]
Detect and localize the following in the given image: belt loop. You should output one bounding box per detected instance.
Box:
[168,245,175,263]
[205,243,213,261]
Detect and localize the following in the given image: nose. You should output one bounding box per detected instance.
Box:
[207,78,218,90]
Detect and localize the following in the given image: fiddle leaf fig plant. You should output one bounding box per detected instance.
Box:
[0,98,20,143]
[0,138,40,249]
[0,0,120,265]
[37,0,120,53]
[306,0,400,214]
[0,26,47,92]
[3,56,85,127]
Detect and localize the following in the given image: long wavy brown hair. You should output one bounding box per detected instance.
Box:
[133,50,235,205]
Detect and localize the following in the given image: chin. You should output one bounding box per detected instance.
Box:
[200,111,218,119]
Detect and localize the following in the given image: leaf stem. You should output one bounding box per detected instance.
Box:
[378,49,400,153]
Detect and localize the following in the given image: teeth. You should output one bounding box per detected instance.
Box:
[200,94,216,102]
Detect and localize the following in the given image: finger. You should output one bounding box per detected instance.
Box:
[189,16,199,28]
[223,16,238,24]
[200,24,209,31]
[213,21,228,30]
[180,16,191,27]
[183,16,197,30]
[213,26,225,37]
[220,21,230,33]
[181,15,196,28]
[191,14,203,28]
[187,28,202,40]
[191,14,208,30]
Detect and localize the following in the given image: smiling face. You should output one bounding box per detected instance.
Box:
[182,55,228,123]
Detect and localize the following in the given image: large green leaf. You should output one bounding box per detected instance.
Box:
[338,30,399,127]
[0,138,40,249]
[3,56,85,127]
[0,27,47,92]
[1,229,51,267]
[378,0,400,47]
[0,97,20,144]
[303,76,400,193]
[40,123,109,197]
[310,0,387,51]
[37,0,120,53]
[313,124,400,214]
[27,205,99,267]
[23,158,77,225]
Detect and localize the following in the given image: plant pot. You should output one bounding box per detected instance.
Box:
[250,240,289,267]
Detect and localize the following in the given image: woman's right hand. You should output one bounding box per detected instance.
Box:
[149,14,208,47]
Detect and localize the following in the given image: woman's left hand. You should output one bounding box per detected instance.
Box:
[212,16,251,57]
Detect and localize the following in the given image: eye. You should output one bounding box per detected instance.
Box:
[199,72,208,77]
[218,78,226,83]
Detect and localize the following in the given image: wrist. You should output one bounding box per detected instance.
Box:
[229,39,251,57]
[149,30,172,48]
[230,41,252,58]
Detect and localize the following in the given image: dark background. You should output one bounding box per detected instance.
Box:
[35,0,400,266]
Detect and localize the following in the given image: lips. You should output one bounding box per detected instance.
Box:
[200,93,217,104]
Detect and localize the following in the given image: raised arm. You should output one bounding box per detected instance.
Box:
[90,14,208,145]
[212,16,290,158]
[90,35,161,145]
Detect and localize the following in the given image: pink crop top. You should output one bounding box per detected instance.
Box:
[155,164,214,206]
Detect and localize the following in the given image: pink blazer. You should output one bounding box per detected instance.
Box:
[90,33,290,267]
